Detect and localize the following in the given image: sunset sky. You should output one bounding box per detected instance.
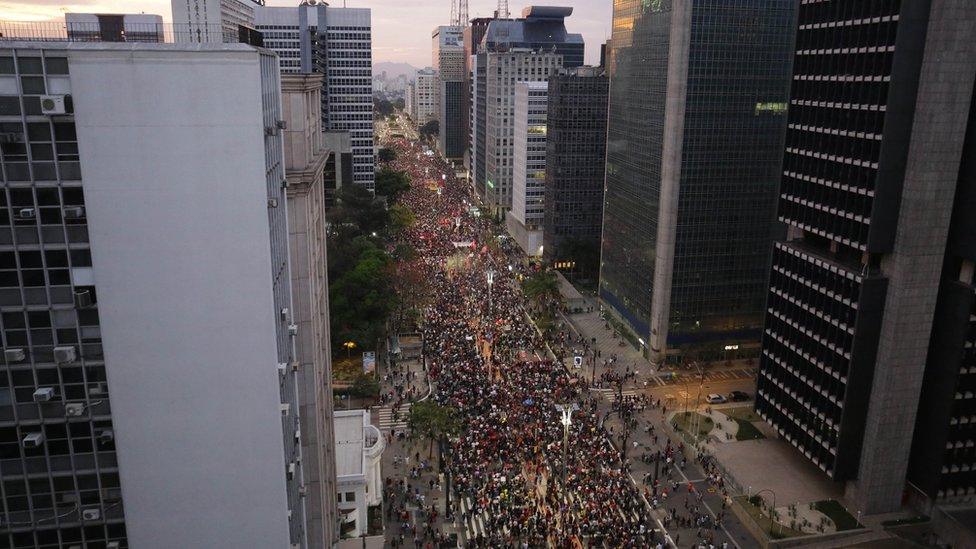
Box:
[0,0,611,67]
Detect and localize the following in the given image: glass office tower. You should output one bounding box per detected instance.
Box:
[600,0,795,363]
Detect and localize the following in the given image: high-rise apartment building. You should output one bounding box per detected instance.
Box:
[64,14,164,43]
[480,7,584,69]
[432,25,465,159]
[755,0,976,514]
[506,82,548,256]
[405,80,416,123]
[462,17,494,175]
[412,67,438,124]
[255,4,375,190]
[599,0,795,363]
[542,66,608,279]
[474,50,562,214]
[281,73,340,549]
[0,41,308,548]
[171,0,257,43]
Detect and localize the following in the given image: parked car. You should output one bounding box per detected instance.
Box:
[728,390,751,402]
[705,393,727,404]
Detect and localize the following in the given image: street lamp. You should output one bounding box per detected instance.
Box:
[486,270,495,312]
[555,403,579,484]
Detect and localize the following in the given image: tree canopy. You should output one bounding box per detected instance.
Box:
[375,167,411,204]
[378,147,397,163]
[419,119,439,139]
[407,401,462,456]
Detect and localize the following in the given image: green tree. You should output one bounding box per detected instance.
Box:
[419,119,439,139]
[329,245,396,351]
[407,400,461,457]
[374,98,394,117]
[389,204,416,233]
[378,147,397,163]
[349,374,380,399]
[375,167,411,203]
[522,269,560,308]
[329,183,389,237]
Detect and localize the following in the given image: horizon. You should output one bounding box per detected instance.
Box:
[0,0,609,66]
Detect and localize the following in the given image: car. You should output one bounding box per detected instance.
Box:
[705,393,727,404]
[729,390,751,402]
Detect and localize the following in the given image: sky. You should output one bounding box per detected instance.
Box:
[0,0,611,67]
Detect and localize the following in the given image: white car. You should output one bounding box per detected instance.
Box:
[706,393,727,404]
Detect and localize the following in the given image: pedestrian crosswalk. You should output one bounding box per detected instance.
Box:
[458,496,489,539]
[592,387,641,400]
[373,402,411,430]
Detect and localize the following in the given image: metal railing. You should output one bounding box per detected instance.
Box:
[0,21,243,45]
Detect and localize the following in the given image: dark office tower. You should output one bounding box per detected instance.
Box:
[599,0,795,363]
[755,0,976,514]
[542,66,608,280]
[462,17,494,175]
[909,87,976,511]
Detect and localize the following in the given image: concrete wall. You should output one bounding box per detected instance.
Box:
[69,45,292,548]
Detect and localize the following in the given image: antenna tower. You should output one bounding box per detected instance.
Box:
[450,0,458,26]
[459,0,468,26]
[497,0,509,19]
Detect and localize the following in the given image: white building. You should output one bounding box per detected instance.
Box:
[413,67,438,124]
[334,410,385,538]
[478,49,562,214]
[0,41,307,548]
[170,0,256,43]
[507,81,548,256]
[405,80,416,119]
[254,3,375,190]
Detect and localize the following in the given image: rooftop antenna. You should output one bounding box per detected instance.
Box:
[450,0,458,26]
[459,0,468,26]
[497,0,508,19]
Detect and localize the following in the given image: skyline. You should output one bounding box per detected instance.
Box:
[0,0,610,67]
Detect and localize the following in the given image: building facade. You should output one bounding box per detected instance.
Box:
[333,410,383,538]
[432,25,465,159]
[0,41,307,548]
[506,81,548,256]
[412,67,438,124]
[478,50,562,214]
[600,0,795,363]
[542,66,608,279]
[281,73,339,549]
[170,0,256,43]
[462,17,494,176]
[255,4,375,190]
[755,0,976,514]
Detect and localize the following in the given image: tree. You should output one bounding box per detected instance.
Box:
[407,401,461,457]
[328,183,389,237]
[328,244,396,351]
[349,374,380,399]
[419,119,439,139]
[375,167,411,204]
[378,147,397,163]
[393,98,405,111]
[522,269,560,309]
[389,204,416,233]
[374,98,395,117]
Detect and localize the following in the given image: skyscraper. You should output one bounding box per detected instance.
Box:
[599,0,795,363]
[542,66,608,280]
[0,41,307,547]
[462,17,494,177]
[171,0,257,43]
[755,0,976,514]
[506,81,548,256]
[412,67,438,124]
[255,3,375,190]
[476,50,562,215]
[432,25,465,159]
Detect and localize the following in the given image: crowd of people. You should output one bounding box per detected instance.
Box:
[383,136,669,547]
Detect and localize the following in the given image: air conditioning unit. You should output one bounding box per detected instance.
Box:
[33,387,55,402]
[23,432,45,448]
[80,506,101,521]
[40,95,67,115]
[287,462,296,480]
[294,429,301,443]
[268,197,279,208]
[276,120,287,130]
[291,361,300,372]
[280,307,289,321]
[54,346,77,364]
[4,348,26,362]
[17,208,35,219]
[280,403,290,416]
[74,289,93,308]
[63,206,85,219]
[97,429,114,444]
[264,125,279,136]
[106,542,121,549]
[89,382,108,396]
[288,324,298,336]
[65,403,86,417]
[278,362,288,378]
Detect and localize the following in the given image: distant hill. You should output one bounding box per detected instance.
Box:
[374,61,418,80]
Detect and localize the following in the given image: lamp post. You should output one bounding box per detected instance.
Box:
[555,403,579,485]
